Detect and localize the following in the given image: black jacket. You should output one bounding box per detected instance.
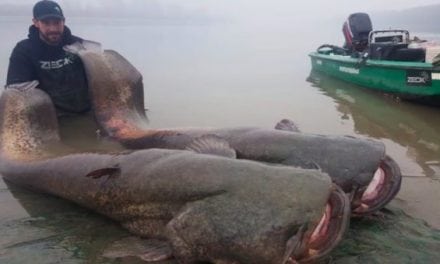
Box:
[6,25,90,115]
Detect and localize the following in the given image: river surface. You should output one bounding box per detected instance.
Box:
[0,15,439,263]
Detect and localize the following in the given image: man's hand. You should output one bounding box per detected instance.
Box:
[5,80,39,92]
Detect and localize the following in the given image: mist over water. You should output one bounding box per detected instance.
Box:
[0,2,440,262]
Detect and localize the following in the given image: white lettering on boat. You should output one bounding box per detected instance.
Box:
[317,60,323,65]
[407,77,428,84]
[339,66,359,75]
[432,73,440,80]
[406,70,432,86]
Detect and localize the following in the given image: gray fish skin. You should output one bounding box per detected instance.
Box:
[65,42,385,194]
[121,127,384,193]
[0,87,338,264]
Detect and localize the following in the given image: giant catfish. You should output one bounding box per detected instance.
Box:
[0,84,350,263]
[65,41,402,215]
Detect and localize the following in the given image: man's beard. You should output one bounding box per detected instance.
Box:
[40,32,63,45]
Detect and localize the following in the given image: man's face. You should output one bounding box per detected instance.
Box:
[33,17,65,45]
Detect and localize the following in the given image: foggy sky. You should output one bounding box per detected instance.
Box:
[0,0,439,20]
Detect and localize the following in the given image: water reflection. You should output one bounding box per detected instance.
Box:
[308,70,440,229]
[308,70,440,178]
[0,179,130,264]
[58,113,125,153]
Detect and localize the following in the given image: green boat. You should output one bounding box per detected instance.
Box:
[309,13,440,105]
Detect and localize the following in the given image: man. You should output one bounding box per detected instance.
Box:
[6,0,90,116]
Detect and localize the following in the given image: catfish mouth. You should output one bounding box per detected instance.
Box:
[285,184,350,263]
[352,155,402,215]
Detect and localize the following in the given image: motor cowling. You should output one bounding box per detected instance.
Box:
[342,13,372,52]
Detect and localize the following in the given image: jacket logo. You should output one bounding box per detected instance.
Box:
[39,58,73,70]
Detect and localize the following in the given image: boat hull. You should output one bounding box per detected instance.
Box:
[309,52,440,105]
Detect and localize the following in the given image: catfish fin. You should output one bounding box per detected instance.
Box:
[275,119,300,132]
[282,225,306,264]
[107,149,135,156]
[284,155,321,171]
[186,134,237,159]
[86,167,121,179]
[102,237,173,262]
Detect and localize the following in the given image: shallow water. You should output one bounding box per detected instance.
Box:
[2,177,439,263]
[329,208,440,263]
[1,15,440,263]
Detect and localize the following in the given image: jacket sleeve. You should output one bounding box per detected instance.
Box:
[6,43,36,86]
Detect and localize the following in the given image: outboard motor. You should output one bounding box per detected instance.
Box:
[342,13,372,53]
